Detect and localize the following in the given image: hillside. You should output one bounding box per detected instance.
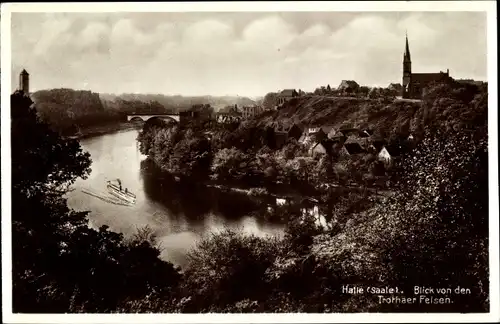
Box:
[32,89,112,134]
[256,95,422,138]
[255,80,486,141]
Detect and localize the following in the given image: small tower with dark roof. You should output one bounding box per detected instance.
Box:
[19,69,29,94]
[402,33,412,98]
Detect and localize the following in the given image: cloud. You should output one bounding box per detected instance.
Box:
[302,24,331,38]
[242,16,296,49]
[183,19,234,44]
[33,17,73,57]
[11,12,487,96]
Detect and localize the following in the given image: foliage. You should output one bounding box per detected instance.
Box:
[11,91,181,313]
[180,229,280,311]
[309,126,488,312]
[211,148,251,181]
[262,92,278,110]
[168,132,212,179]
[125,79,488,313]
[384,128,488,311]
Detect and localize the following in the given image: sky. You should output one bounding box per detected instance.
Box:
[10,11,487,97]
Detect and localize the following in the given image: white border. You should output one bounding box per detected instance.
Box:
[1,1,498,323]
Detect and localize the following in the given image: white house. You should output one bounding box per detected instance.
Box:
[378,146,392,165]
[309,142,328,157]
[276,198,287,206]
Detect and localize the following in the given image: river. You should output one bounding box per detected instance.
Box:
[66,129,285,267]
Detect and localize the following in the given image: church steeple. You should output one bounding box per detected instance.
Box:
[404,31,411,62]
[402,32,412,98]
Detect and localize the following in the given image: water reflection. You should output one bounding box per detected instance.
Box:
[140,159,281,234]
[67,129,285,268]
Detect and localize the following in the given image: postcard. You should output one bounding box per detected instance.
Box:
[1,1,498,323]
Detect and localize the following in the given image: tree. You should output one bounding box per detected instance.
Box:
[315,155,334,183]
[11,92,92,196]
[262,92,278,110]
[11,91,181,312]
[168,132,212,180]
[385,128,488,311]
[281,140,302,160]
[358,86,370,97]
[182,229,279,311]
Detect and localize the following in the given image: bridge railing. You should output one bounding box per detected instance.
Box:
[127,113,180,116]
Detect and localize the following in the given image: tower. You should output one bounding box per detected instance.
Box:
[402,33,411,98]
[19,69,29,94]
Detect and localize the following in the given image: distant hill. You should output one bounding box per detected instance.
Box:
[30,88,257,135]
[32,88,111,134]
[99,93,257,112]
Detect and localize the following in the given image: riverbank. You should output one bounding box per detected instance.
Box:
[67,122,142,140]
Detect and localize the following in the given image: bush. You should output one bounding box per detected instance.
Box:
[181,229,280,311]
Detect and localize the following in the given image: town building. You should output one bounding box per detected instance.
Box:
[344,137,367,155]
[309,141,329,157]
[378,146,392,166]
[242,105,263,119]
[388,83,403,93]
[339,128,361,138]
[277,89,299,106]
[274,131,288,149]
[286,124,304,141]
[320,125,335,138]
[299,127,326,146]
[216,105,242,124]
[402,33,453,99]
[179,104,215,125]
[273,123,303,141]
[338,80,359,93]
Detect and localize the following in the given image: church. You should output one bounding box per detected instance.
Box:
[402,34,452,99]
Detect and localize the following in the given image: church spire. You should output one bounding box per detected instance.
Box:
[404,31,411,62]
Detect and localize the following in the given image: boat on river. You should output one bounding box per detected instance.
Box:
[81,187,134,207]
[106,179,136,204]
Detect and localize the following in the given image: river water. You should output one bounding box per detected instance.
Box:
[66,129,285,267]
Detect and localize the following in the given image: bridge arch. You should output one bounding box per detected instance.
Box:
[127,114,180,123]
[148,116,178,124]
[129,116,145,123]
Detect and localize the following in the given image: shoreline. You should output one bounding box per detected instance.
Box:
[67,122,142,140]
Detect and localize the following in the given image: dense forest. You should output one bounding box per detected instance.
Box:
[11,76,489,313]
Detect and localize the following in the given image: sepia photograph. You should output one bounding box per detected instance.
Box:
[1,1,498,323]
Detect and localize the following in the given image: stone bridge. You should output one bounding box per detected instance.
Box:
[127,113,180,123]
